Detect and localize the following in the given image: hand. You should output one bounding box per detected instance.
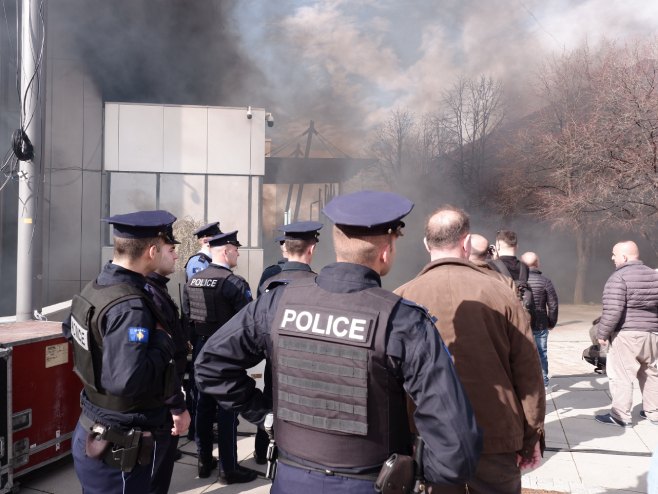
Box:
[598,338,608,347]
[171,410,191,436]
[516,442,541,471]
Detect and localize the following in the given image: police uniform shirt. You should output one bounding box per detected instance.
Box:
[195,262,481,485]
[63,261,176,427]
[263,261,315,288]
[185,252,211,281]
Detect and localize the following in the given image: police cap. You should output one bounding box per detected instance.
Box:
[322,190,413,236]
[276,221,323,243]
[193,222,222,238]
[208,230,242,248]
[103,210,177,240]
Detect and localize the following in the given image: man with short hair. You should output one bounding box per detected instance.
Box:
[395,205,545,494]
[492,230,536,324]
[595,241,658,427]
[145,230,192,494]
[195,191,482,493]
[183,230,257,484]
[185,221,222,281]
[63,210,183,494]
[521,252,559,391]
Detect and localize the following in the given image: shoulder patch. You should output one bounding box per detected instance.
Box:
[128,327,150,343]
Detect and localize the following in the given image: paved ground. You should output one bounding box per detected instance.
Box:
[13,304,656,493]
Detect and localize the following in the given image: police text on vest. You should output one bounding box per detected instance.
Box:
[280,309,367,342]
[189,278,218,288]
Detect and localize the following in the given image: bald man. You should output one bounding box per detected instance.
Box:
[520,252,559,390]
[594,241,658,427]
[470,234,515,290]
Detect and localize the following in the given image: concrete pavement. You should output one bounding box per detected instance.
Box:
[14,304,655,493]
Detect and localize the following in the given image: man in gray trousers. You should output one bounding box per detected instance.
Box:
[595,241,658,427]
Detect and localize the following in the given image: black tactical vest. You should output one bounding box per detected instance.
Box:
[186,265,235,336]
[69,282,171,412]
[271,278,410,471]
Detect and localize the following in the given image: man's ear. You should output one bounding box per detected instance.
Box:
[423,237,431,253]
[308,243,317,256]
[462,233,471,256]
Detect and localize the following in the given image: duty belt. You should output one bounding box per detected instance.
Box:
[79,413,153,472]
[79,413,142,448]
[278,456,379,481]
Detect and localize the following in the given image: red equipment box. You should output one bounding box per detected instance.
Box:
[0,321,81,492]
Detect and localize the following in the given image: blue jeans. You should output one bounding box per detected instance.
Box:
[534,329,549,386]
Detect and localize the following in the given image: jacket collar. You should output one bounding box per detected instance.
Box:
[418,257,480,277]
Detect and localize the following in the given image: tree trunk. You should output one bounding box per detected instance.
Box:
[573,229,592,304]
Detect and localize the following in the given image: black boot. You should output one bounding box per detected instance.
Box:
[197,456,218,478]
[218,466,258,484]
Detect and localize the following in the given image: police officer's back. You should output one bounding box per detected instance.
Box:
[183,230,258,484]
[62,210,182,494]
[195,191,482,493]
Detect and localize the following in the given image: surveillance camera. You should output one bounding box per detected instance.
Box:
[246,106,253,119]
[266,112,274,127]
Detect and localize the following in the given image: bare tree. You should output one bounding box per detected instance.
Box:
[498,39,658,302]
[439,76,505,205]
[372,108,416,184]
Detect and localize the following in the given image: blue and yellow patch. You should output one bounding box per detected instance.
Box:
[128,327,150,343]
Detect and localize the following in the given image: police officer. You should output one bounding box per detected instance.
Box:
[185,221,222,281]
[195,190,482,493]
[182,220,222,440]
[144,227,191,494]
[253,220,323,463]
[62,210,184,494]
[182,230,258,484]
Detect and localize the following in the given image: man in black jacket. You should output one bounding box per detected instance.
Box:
[491,230,536,326]
[521,252,559,391]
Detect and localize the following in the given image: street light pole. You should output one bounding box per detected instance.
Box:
[15,0,46,321]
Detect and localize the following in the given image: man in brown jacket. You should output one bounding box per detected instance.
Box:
[395,205,545,494]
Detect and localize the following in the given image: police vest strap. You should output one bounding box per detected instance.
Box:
[84,387,162,413]
[278,456,379,481]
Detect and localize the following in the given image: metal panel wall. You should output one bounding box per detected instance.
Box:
[117,105,164,172]
[163,106,208,173]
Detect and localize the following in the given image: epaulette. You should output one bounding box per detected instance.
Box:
[399,298,438,324]
[264,279,290,293]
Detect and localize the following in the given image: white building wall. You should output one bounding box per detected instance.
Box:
[103,103,265,291]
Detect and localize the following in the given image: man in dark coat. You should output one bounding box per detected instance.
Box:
[521,252,559,390]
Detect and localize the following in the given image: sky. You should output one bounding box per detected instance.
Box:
[62,0,658,157]
[228,0,658,154]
